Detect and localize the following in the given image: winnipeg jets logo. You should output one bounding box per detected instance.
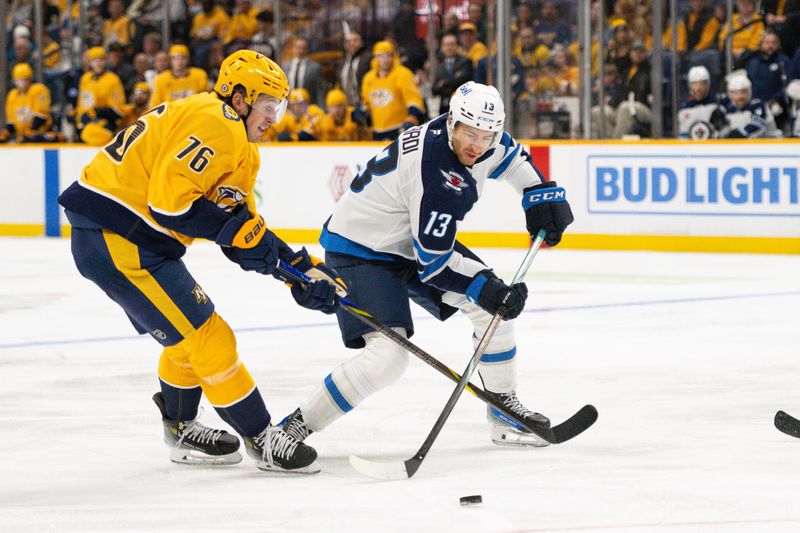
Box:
[689,121,712,140]
[440,169,468,194]
[215,186,245,212]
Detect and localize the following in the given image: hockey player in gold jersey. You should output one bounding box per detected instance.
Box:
[149,44,210,107]
[120,82,152,128]
[1,64,61,143]
[318,88,365,141]
[76,47,126,146]
[59,50,346,474]
[359,41,426,140]
[263,87,324,142]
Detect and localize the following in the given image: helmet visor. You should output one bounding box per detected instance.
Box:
[252,95,288,124]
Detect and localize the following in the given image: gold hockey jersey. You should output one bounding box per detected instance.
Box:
[5,83,51,138]
[318,107,363,141]
[76,70,125,119]
[150,68,210,107]
[72,92,259,248]
[361,64,425,133]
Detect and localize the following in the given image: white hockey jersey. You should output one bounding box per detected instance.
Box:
[320,113,546,295]
[677,95,724,139]
[719,96,782,138]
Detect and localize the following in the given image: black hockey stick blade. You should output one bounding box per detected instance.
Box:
[349,403,599,480]
[775,410,800,438]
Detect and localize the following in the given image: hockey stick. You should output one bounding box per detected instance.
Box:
[348,230,584,480]
[274,259,597,448]
[775,410,800,438]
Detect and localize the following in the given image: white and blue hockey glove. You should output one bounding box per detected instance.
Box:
[522,181,574,247]
[466,270,528,320]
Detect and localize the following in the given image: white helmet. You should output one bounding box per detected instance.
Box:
[687,66,710,85]
[727,74,751,95]
[447,81,505,151]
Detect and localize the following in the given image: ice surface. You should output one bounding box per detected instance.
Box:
[1,238,799,532]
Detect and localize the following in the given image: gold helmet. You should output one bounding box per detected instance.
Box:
[214,49,289,105]
[12,63,33,81]
[325,88,347,108]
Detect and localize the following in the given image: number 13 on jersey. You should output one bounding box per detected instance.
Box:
[423,211,452,237]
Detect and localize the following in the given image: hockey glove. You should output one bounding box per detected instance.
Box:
[522,181,574,247]
[727,128,747,139]
[709,106,728,131]
[466,270,528,320]
[290,279,340,314]
[285,247,348,297]
[216,204,279,275]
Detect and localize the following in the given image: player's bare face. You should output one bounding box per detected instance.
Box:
[243,94,288,142]
[377,53,394,73]
[451,123,496,166]
[14,78,32,92]
[731,89,749,108]
[171,54,188,74]
[690,81,709,100]
[90,58,106,74]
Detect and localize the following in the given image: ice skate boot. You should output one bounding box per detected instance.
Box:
[279,408,313,442]
[486,390,551,447]
[244,425,320,474]
[152,392,242,465]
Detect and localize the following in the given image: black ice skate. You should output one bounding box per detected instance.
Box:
[244,425,320,474]
[486,390,551,447]
[152,392,242,465]
[279,408,313,442]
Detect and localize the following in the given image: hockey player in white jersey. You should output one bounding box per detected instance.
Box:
[279,81,574,450]
[785,79,800,138]
[677,66,727,139]
[719,74,782,138]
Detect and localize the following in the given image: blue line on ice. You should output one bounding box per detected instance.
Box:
[2,290,798,350]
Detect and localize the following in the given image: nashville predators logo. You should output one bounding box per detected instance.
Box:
[222,103,240,121]
[369,88,394,108]
[192,283,208,304]
[215,186,245,212]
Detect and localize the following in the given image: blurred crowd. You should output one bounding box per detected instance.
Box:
[4,0,800,144]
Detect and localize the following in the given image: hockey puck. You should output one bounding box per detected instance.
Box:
[459,495,482,506]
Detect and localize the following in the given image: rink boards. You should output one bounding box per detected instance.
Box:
[1,139,798,254]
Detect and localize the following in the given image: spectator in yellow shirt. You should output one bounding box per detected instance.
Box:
[120,82,152,128]
[150,44,210,107]
[718,0,765,65]
[103,0,133,48]
[224,0,257,44]
[458,22,488,67]
[665,0,720,53]
[191,0,230,68]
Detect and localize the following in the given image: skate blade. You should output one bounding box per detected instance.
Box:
[169,448,243,465]
[254,460,321,475]
[490,428,550,448]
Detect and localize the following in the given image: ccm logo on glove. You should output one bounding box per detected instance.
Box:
[522,187,567,208]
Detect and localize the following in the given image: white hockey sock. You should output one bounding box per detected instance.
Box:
[463,304,518,393]
[301,328,409,433]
